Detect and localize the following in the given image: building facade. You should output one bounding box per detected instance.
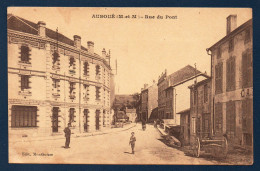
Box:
[189,78,212,144]
[8,14,114,138]
[141,83,158,122]
[158,65,209,125]
[207,15,253,147]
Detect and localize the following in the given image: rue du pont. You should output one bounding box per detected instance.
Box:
[145,15,177,19]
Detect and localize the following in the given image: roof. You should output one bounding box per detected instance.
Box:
[7,14,88,51]
[188,77,211,89]
[208,18,252,50]
[177,108,190,115]
[165,65,209,89]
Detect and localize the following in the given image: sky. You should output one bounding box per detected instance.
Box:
[8,7,252,94]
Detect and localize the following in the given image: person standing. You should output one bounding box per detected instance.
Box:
[129,132,136,154]
[64,123,71,148]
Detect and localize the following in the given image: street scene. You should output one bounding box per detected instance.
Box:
[8,7,253,165]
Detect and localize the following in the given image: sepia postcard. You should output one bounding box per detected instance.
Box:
[7,7,253,165]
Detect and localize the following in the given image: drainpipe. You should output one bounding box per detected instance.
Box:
[206,48,213,136]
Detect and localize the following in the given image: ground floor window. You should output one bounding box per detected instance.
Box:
[11,105,37,127]
[96,110,100,130]
[52,107,59,132]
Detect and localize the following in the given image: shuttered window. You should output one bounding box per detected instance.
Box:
[21,75,30,90]
[204,84,208,103]
[226,56,236,91]
[242,49,253,88]
[11,106,37,127]
[215,63,223,94]
[215,103,223,135]
[242,99,253,133]
[21,45,30,62]
[226,101,236,140]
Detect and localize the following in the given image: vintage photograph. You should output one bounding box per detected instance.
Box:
[7,7,253,164]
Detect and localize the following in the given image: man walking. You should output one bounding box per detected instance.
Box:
[64,123,71,148]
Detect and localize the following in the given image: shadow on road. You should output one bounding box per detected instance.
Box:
[124,152,133,155]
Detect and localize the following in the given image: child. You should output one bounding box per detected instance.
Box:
[129,132,136,154]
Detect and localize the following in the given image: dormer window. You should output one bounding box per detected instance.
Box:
[20,45,31,63]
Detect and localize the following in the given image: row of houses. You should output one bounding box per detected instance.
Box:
[138,15,253,148]
[8,14,115,138]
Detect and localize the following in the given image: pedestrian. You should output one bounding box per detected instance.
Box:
[129,132,136,154]
[64,123,71,148]
[154,120,157,128]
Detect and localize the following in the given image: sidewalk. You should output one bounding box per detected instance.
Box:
[10,123,137,143]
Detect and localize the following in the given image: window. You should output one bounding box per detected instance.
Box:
[215,103,223,135]
[83,62,89,76]
[52,107,59,132]
[96,87,101,100]
[11,106,37,127]
[204,84,208,103]
[96,65,100,76]
[226,101,236,140]
[21,45,30,62]
[84,109,89,132]
[242,50,253,88]
[226,57,236,91]
[244,28,251,44]
[69,82,76,99]
[83,84,90,101]
[215,62,223,94]
[194,90,197,105]
[242,99,253,134]
[52,79,60,95]
[52,51,60,64]
[21,75,30,90]
[69,108,75,125]
[228,39,234,52]
[69,57,75,67]
[217,47,221,59]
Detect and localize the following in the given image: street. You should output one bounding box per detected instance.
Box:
[9,124,219,164]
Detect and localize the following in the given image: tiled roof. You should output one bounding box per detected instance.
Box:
[7,14,88,51]
[168,65,202,86]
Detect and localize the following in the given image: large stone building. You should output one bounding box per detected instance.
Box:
[207,15,253,147]
[8,14,114,138]
[140,82,158,122]
[157,65,209,124]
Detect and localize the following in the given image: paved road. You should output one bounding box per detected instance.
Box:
[9,124,218,164]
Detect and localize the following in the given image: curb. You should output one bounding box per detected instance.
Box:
[10,124,137,143]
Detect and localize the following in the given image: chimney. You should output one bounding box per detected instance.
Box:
[102,48,106,58]
[73,35,81,49]
[87,41,94,54]
[226,15,237,35]
[37,21,46,37]
[106,50,111,66]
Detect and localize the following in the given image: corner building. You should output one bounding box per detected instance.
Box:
[207,15,253,147]
[8,14,114,138]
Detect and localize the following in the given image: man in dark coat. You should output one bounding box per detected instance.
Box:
[64,123,71,148]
